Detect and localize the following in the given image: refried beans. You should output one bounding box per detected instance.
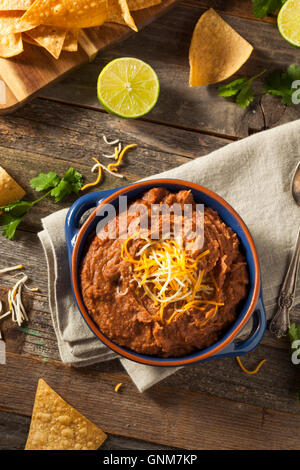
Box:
[80,187,249,357]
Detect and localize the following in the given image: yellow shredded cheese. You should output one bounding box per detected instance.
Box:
[81,158,102,191]
[107,144,137,173]
[236,356,266,375]
[114,383,123,392]
[121,236,223,324]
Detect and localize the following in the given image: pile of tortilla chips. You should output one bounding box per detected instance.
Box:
[0,0,162,59]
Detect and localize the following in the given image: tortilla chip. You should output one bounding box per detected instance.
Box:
[22,31,37,44]
[0,32,23,57]
[127,0,161,11]
[107,0,137,31]
[25,379,107,450]
[0,0,34,10]
[0,10,35,34]
[62,28,78,52]
[26,25,66,59]
[0,166,25,206]
[189,8,253,87]
[21,0,107,29]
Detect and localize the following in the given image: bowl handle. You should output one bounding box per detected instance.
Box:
[65,188,122,255]
[211,293,266,359]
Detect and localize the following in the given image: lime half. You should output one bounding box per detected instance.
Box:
[97,57,160,118]
[278,0,300,48]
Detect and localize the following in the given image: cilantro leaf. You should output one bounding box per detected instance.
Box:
[0,200,33,217]
[30,171,60,192]
[0,200,33,239]
[0,167,83,239]
[236,84,254,109]
[264,65,300,105]
[0,213,24,240]
[289,323,300,348]
[218,70,265,109]
[218,78,249,97]
[50,168,83,203]
[252,0,286,18]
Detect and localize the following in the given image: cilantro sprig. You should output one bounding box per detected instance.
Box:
[218,65,300,108]
[252,0,287,19]
[0,168,83,240]
[218,70,266,109]
[264,65,300,105]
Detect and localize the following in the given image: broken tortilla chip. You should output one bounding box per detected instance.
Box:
[0,0,34,10]
[62,28,78,52]
[0,166,25,206]
[21,0,108,29]
[127,0,161,11]
[0,32,23,57]
[0,10,35,34]
[189,8,253,87]
[26,25,66,59]
[25,379,107,450]
[107,0,138,31]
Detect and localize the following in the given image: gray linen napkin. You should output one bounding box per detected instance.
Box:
[39,119,300,392]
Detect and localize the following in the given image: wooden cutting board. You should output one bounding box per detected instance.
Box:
[0,0,177,115]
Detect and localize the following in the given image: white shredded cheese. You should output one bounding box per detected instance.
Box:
[103,135,120,145]
[0,264,23,274]
[92,162,124,179]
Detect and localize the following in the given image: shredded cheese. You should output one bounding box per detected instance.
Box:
[0,266,38,327]
[81,157,102,191]
[103,143,122,159]
[121,236,223,324]
[107,144,136,173]
[0,264,23,274]
[236,356,266,375]
[114,382,123,392]
[103,135,119,145]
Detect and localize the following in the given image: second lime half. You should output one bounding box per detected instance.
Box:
[97,57,160,119]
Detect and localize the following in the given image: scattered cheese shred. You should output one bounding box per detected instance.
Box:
[103,143,122,159]
[103,135,120,145]
[107,144,136,173]
[121,236,223,324]
[114,382,123,392]
[236,356,266,375]
[0,264,23,274]
[92,162,124,179]
[81,158,102,191]
[0,266,38,327]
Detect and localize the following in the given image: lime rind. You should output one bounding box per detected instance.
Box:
[97,57,160,119]
[278,0,300,48]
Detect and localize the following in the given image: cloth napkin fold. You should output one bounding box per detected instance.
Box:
[39,119,300,392]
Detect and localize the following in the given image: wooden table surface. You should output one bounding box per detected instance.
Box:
[1,0,300,451]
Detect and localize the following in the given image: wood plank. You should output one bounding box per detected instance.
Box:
[0,352,300,449]
[0,410,174,450]
[0,98,228,164]
[41,4,300,139]
[0,0,178,114]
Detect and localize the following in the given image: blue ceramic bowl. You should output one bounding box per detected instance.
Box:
[65,179,266,367]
